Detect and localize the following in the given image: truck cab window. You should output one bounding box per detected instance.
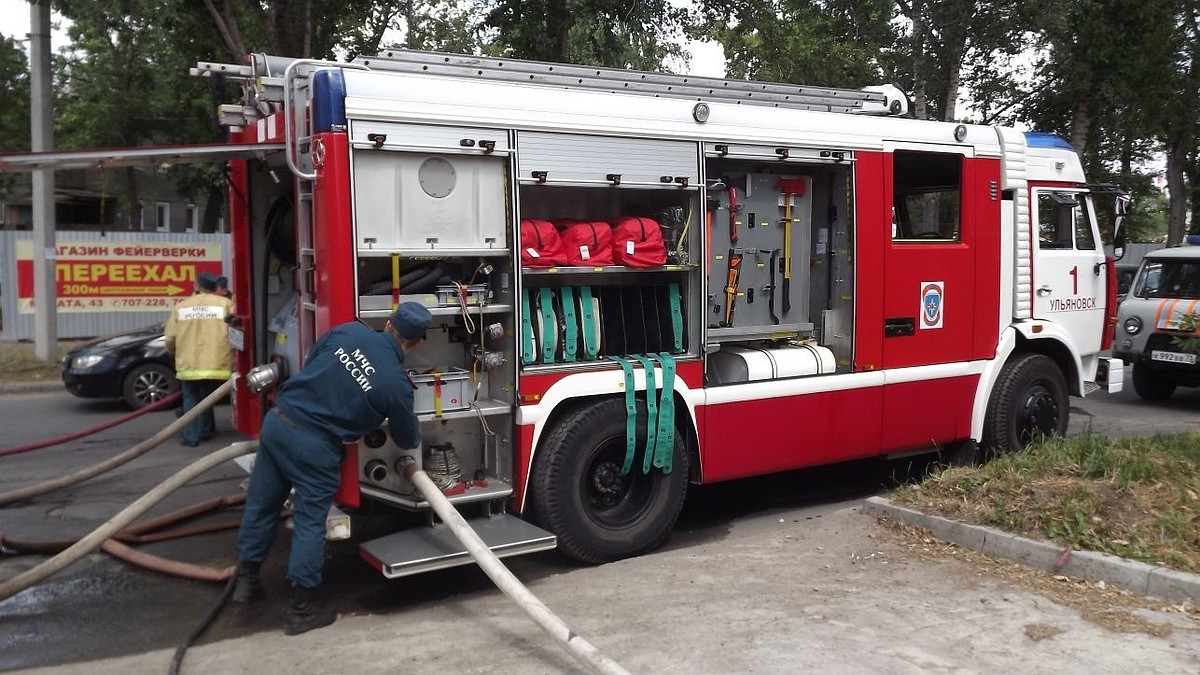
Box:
[1136,261,1200,300]
[1037,191,1095,250]
[891,150,962,242]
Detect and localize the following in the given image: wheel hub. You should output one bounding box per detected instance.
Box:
[1018,386,1059,442]
[590,461,625,504]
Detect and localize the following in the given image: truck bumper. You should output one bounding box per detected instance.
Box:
[1097,356,1124,394]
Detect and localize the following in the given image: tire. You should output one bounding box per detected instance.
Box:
[939,440,983,467]
[122,363,178,410]
[530,398,689,564]
[982,353,1068,453]
[1132,363,1176,401]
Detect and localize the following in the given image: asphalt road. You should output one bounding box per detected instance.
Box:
[0,385,1197,672]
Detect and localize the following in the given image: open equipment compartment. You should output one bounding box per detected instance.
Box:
[349,120,518,510]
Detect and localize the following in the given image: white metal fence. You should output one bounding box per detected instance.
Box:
[0,230,231,340]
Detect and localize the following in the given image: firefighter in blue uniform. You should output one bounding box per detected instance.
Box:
[233,302,432,635]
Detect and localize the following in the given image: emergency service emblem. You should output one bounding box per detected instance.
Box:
[920,281,944,329]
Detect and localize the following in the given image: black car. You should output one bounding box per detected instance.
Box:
[61,323,178,409]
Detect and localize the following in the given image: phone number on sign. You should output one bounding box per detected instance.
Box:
[108,297,172,308]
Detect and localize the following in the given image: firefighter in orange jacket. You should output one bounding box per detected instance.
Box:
[165,271,234,446]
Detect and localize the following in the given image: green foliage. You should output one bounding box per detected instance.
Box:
[691,0,897,86]
[1170,311,1200,353]
[0,35,30,200]
[0,36,30,153]
[484,0,687,69]
[895,431,1200,573]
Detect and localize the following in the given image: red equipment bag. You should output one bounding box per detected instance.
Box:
[556,219,614,266]
[611,216,667,267]
[520,218,569,267]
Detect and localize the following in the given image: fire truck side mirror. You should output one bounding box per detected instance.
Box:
[1112,196,1131,261]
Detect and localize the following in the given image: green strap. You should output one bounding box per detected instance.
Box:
[608,356,637,474]
[538,287,558,364]
[521,288,535,365]
[668,283,684,353]
[560,286,578,362]
[653,352,677,473]
[631,355,659,475]
[579,286,599,360]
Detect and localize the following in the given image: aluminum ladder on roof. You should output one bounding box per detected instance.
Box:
[351,49,909,116]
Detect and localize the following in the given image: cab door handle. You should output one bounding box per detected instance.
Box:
[884,317,915,337]
[1037,285,1052,296]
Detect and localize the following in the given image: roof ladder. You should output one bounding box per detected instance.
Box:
[353,49,908,116]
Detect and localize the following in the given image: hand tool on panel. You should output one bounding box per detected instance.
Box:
[720,248,743,327]
[777,178,806,316]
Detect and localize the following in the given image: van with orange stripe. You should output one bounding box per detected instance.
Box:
[1114,247,1200,400]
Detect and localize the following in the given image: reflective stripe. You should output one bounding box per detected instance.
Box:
[177,369,231,380]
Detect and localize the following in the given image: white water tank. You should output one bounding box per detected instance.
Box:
[707,343,836,384]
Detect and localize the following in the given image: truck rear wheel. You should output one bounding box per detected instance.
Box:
[530,398,689,564]
[982,353,1068,453]
[1132,363,1177,401]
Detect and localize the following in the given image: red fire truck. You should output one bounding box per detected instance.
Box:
[2,50,1127,577]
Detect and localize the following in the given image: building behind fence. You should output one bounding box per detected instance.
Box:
[0,231,231,341]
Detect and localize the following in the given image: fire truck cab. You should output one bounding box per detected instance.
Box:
[3,50,1122,577]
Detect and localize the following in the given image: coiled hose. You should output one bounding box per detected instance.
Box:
[0,440,257,602]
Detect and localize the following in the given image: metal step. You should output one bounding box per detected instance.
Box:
[354,49,906,115]
[359,513,556,579]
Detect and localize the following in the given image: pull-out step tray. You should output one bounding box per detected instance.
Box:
[359,514,557,579]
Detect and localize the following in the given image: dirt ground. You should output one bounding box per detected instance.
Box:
[11,503,1200,675]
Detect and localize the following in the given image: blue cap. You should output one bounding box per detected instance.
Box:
[196,271,219,291]
[215,276,229,288]
[391,302,432,340]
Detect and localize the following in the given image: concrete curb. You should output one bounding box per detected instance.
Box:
[863,495,1200,604]
[0,381,62,395]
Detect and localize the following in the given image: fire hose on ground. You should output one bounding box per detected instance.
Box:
[401,458,632,675]
[0,493,248,582]
[0,379,232,506]
[0,440,258,602]
[0,390,183,458]
[0,374,629,674]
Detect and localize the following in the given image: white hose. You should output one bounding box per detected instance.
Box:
[0,441,257,602]
[0,378,234,506]
[403,461,632,675]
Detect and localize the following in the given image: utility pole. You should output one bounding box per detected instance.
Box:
[30,0,57,361]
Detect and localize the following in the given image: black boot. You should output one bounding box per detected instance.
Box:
[231,561,265,604]
[284,584,336,636]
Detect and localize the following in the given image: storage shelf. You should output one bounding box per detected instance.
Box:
[361,480,514,511]
[357,247,511,258]
[416,398,510,422]
[358,302,513,318]
[705,323,814,343]
[521,264,696,275]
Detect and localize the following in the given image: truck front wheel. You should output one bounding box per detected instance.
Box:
[983,353,1068,453]
[1132,363,1177,401]
[530,398,689,564]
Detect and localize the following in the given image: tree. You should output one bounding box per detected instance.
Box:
[484,0,687,69]
[691,0,897,86]
[0,36,30,205]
